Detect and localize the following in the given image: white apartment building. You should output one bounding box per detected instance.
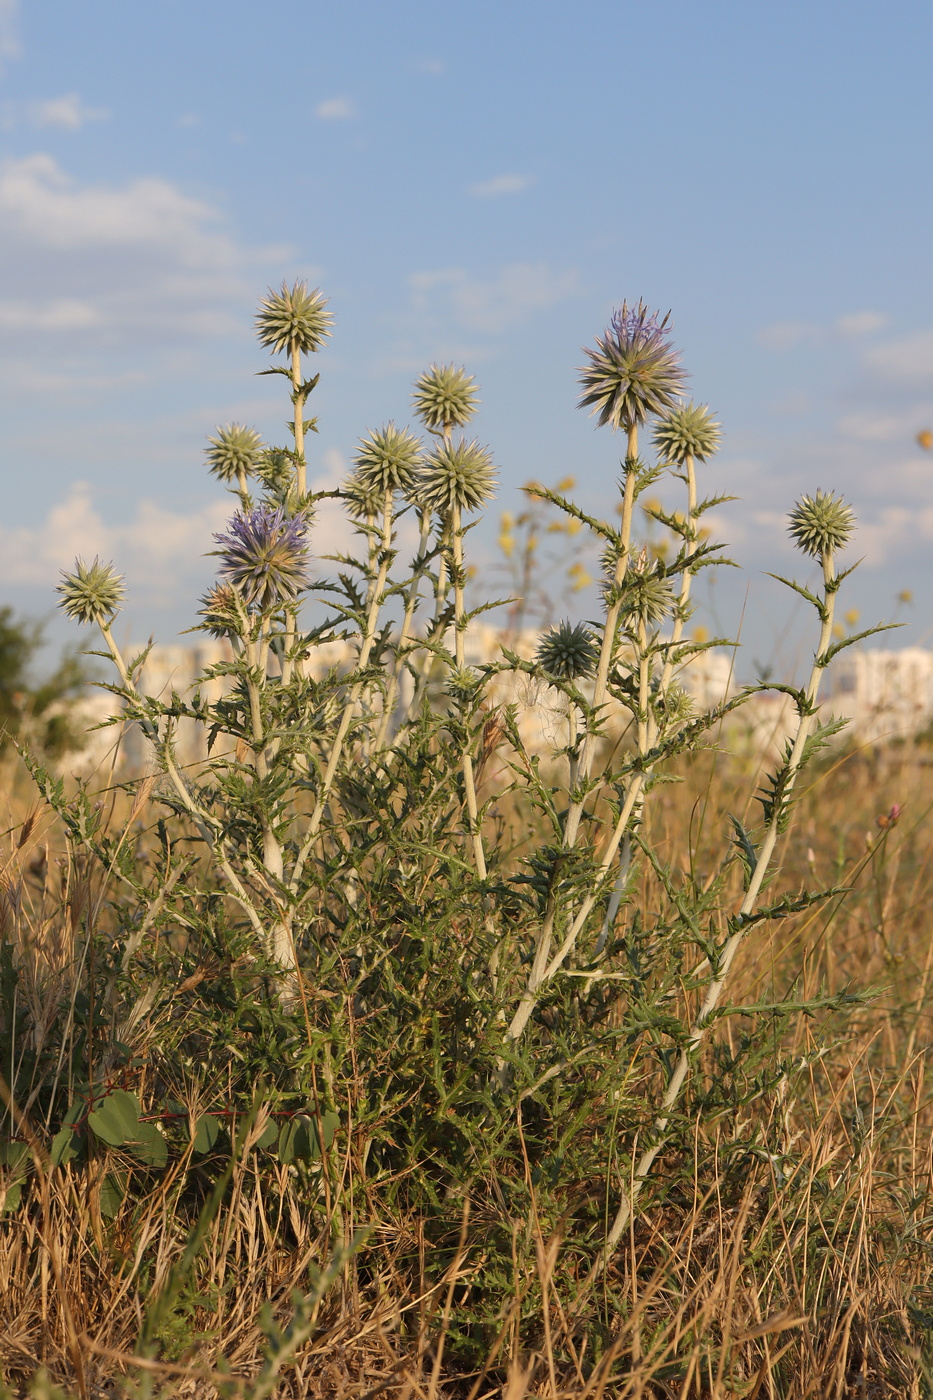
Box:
[826,648,933,743]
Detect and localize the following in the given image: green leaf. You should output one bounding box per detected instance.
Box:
[132,1122,168,1169]
[193,1113,221,1155]
[88,1089,140,1148]
[99,1172,126,1219]
[256,1119,279,1151]
[1,1181,22,1213]
[50,1127,82,1168]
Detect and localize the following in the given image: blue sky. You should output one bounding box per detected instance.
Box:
[1,0,931,673]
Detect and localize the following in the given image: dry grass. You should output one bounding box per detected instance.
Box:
[2,736,933,1398]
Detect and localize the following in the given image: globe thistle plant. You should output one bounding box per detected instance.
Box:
[788,489,855,559]
[417,438,496,515]
[653,402,722,465]
[255,280,333,356]
[536,621,599,681]
[205,424,263,486]
[214,505,310,610]
[412,364,480,435]
[56,556,125,626]
[353,422,422,497]
[578,301,687,432]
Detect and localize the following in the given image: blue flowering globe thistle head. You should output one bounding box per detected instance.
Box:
[57,556,125,626]
[653,402,721,465]
[579,301,687,432]
[205,423,264,484]
[536,621,599,681]
[214,505,310,609]
[353,422,422,497]
[416,438,497,514]
[255,280,333,356]
[412,364,480,434]
[788,490,855,558]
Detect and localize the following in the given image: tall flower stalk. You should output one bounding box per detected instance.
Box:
[589,490,855,1276]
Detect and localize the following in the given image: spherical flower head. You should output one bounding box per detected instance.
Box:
[652,402,722,464]
[352,422,422,497]
[617,551,675,627]
[214,505,310,609]
[255,280,333,356]
[536,621,599,681]
[578,300,687,432]
[416,438,497,515]
[57,556,125,626]
[412,364,480,433]
[205,423,263,484]
[788,490,855,558]
[198,581,241,639]
[253,447,295,496]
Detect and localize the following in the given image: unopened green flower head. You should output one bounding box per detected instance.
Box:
[536,621,599,681]
[57,556,125,626]
[653,402,722,464]
[412,364,480,433]
[255,280,333,356]
[205,423,263,484]
[253,447,294,496]
[616,551,675,627]
[344,471,384,521]
[788,489,855,558]
[353,422,422,496]
[417,438,496,514]
[198,581,241,639]
[579,301,687,432]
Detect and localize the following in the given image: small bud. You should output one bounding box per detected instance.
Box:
[536,621,599,680]
[788,489,855,558]
[653,401,722,464]
[352,422,422,497]
[416,438,496,514]
[57,557,125,626]
[205,424,263,484]
[412,364,480,433]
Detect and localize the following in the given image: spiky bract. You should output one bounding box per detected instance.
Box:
[417,438,496,514]
[412,364,480,433]
[253,448,294,496]
[205,424,263,484]
[198,582,241,639]
[353,423,422,496]
[214,505,310,609]
[56,557,125,626]
[579,301,687,432]
[788,490,855,558]
[653,402,721,464]
[617,553,675,627]
[536,621,599,681]
[255,281,333,356]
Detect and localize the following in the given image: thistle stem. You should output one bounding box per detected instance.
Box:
[451,500,488,880]
[588,545,840,1281]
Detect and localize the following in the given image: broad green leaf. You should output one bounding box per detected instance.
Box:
[88,1089,140,1148]
[50,1127,82,1168]
[131,1122,168,1169]
[255,1119,278,1151]
[1,1180,22,1213]
[99,1172,126,1219]
[192,1113,221,1155]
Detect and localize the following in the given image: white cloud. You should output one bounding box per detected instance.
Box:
[836,311,886,337]
[30,93,109,130]
[0,153,300,355]
[863,331,933,382]
[837,407,933,442]
[0,297,101,331]
[409,262,581,335]
[468,173,536,199]
[757,311,888,352]
[0,0,19,66]
[315,97,355,121]
[0,481,231,602]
